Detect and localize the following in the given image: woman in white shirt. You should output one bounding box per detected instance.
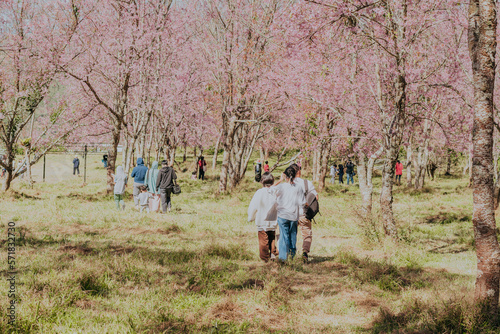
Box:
[274,166,306,262]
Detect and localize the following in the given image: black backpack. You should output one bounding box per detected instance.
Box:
[304,180,320,220]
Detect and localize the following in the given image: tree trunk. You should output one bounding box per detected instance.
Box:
[219,119,236,193]
[2,146,14,191]
[212,131,222,170]
[469,142,473,186]
[446,149,453,175]
[107,120,122,194]
[358,147,383,219]
[379,73,406,239]
[380,153,398,238]
[406,139,413,187]
[169,146,176,167]
[312,150,319,182]
[25,147,33,188]
[468,0,500,311]
[124,138,136,177]
[317,141,332,192]
[183,144,187,163]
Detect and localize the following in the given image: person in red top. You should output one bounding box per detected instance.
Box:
[263,161,270,172]
[198,156,207,180]
[395,160,403,185]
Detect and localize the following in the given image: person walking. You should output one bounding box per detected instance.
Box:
[102,155,108,168]
[145,161,160,212]
[198,156,207,180]
[330,164,337,184]
[273,166,305,262]
[346,159,355,185]
[156,160,177,213]
[248,172,278,262]
[73,156,80,176]
[138,185,152,213]
[338,164,344,184]
[290,164,318,262]
[395,160,403,185]
[113,165,127,211]
[131,157,148,210]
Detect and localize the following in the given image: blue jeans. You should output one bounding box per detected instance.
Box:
[277,217,298,261]
[346,173,354,185]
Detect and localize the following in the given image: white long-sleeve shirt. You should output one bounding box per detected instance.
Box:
[248,187,278,231]
[274,182,306,222]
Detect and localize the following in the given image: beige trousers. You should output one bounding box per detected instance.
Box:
[298,216,312,254]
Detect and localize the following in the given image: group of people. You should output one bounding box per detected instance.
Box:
[248,163,317,263]
[113,158,178,213]
[329,159,356,185]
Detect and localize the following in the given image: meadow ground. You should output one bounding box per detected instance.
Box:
[0,153,494,333]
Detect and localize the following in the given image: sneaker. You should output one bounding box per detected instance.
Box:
[302,252,309,263]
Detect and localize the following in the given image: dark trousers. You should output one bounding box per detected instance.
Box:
[339,173,344,184]
[198,169,205,180]
[73,167,80,175]
[160,188,172,212]
[258,231,278,262]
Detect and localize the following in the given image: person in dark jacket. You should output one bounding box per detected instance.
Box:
[131,157,148,209]
[156,160,177,213]
[345,159,355,185]
[338,164,344,184]
[73,156,80,176]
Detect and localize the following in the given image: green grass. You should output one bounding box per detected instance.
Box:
[0,153,494,333]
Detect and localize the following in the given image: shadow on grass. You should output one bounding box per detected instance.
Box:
[59,191,114,202]
[422,212,471,225]
[369,298,500,334]
[333,251,464,293]
[308,255,336,264]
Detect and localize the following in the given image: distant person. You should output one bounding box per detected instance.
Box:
[73,156,80,176]
[131,157,148,210]
[338,164,344,184]
[255,160,262,182]
[263,161,270,172]
[102,155,108,168]
[113,165,127,211]
[346,159,355,185]
[248,172,278,262]
[191,171,197,180]
[198,156,207,180]
[330,164,337,184]
[138,185,152,213]
[273,166,305,262]
[156,160,177,213]
[395,160,403,185]
[290,163,318,262]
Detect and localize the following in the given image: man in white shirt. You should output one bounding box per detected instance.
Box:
[290,163,318,263]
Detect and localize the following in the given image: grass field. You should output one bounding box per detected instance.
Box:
[0,153,495,333]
